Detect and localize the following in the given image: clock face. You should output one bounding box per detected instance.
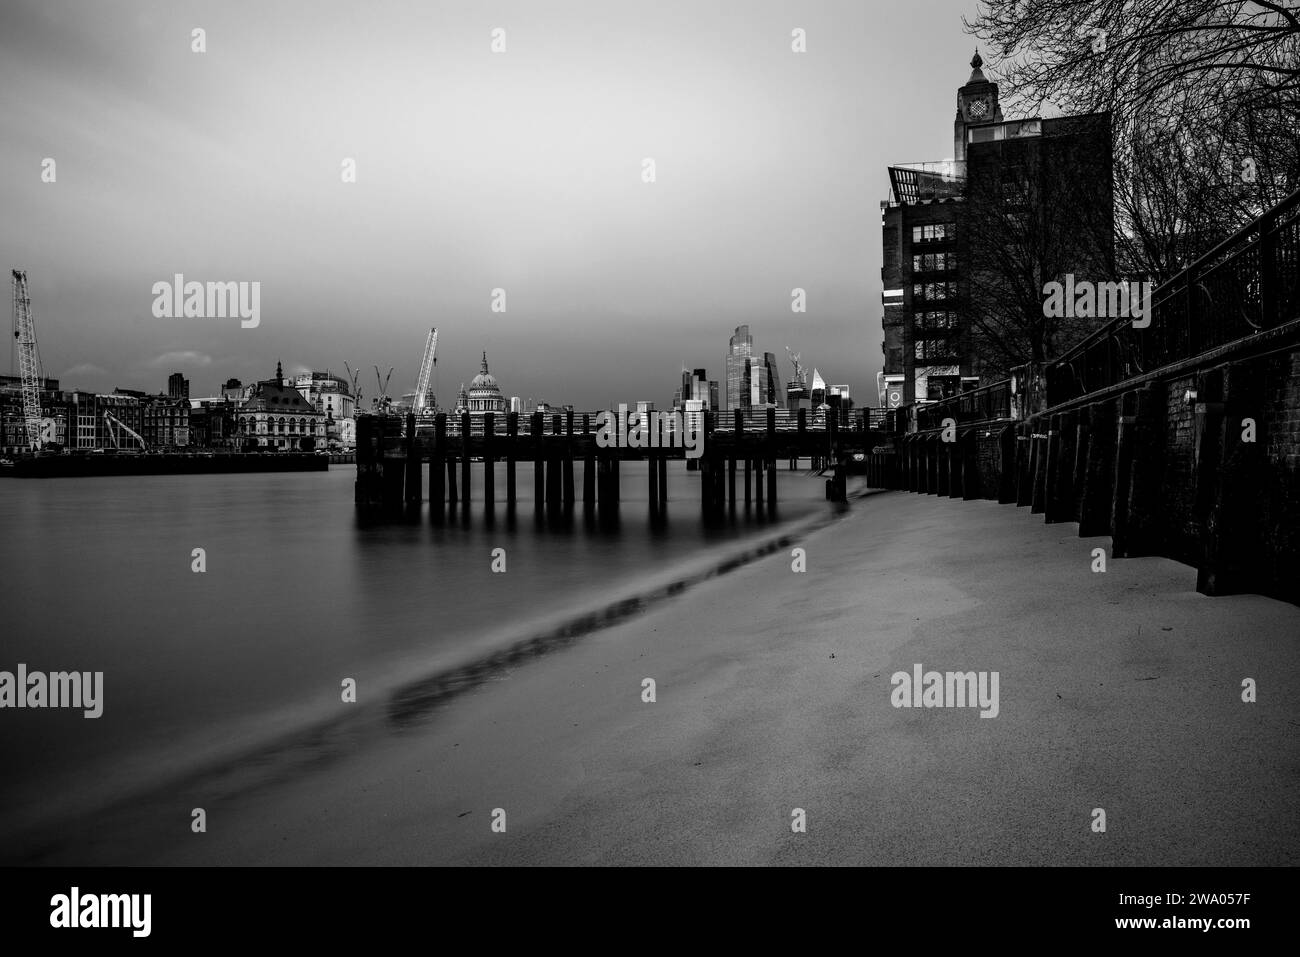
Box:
[968,98,988,118]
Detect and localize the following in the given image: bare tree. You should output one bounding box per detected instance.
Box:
[960,115,1117,378]
[967,1,1300,276]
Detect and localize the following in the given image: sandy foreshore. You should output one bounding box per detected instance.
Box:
[40,489,1300,866]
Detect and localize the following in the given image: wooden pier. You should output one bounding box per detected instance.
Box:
[356,408,888,516]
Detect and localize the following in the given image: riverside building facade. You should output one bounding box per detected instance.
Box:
[879,52,1113,410]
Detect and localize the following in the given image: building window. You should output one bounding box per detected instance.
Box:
[914,338,959,363]
[912,281,958,303]
[911,252,957,273]
[911,224,956,244]
[916,310,958,330]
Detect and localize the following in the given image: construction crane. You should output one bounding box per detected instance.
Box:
[412,327,438,413]
[374,365,394,413]
[786,346,808,389]
[343,361,363,410]
[103,411,145,451]
[11,269,44,451]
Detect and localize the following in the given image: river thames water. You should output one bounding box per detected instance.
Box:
[0,460,840,856]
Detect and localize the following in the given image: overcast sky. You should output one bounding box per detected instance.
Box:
[1,0,986,408]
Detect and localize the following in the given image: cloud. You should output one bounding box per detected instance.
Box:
[61,362,107,377]
[148,351,212,369]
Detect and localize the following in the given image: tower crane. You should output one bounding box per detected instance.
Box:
[786,346,808,389]
[11,269,44,451]
[412,328,438,413]
[374,365,394,413]
[103,411,145,451]
[344,361,363,410]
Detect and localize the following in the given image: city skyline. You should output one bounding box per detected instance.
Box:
[1,0,993,409]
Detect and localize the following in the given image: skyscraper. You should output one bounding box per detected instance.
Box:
[672,367,718,434]
[725,326,781,411]
[726,325,753,411]
[167,372,189,401]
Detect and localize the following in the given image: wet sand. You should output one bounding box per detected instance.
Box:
[45,491,1300,865]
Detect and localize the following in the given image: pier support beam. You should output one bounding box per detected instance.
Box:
[766,409,777,506]
[354,416,385,506]
[1078,399,1117,538]
[460,413,471,506]
[1015,428,1033,507]
[1044,410,1077,523]
[1197,362,1265,596]
[506,412,517,508]
[960,428,980,500]
[564,412,575,506]
[937,438,952,497]
[532,412,544,508]
[431,413,446,514]
[1069,413,1089,522]
[404,413,421,505]
[1112,384,1164,559]
[483,413,495,512]
[1030,424,1048,515]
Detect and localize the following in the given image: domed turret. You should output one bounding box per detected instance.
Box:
[466,352,507,413]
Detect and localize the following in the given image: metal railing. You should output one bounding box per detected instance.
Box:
[914,379,1012,431]
[1047,188,1300,406]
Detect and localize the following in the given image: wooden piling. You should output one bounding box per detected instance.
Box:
[404,413,421,504]
[532,412,544,506]
[460,412,472,505]
[766,408,777,505]
[1197,362,1265,596]
[431,413,446,510]
[482,412,496,511]
[506,412,517,507]
[563,412,575,505]
[1077,400,1117,537]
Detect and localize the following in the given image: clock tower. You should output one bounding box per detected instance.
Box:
[954,50,1002,163]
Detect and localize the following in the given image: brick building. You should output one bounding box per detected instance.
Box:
[880,52,1113,410]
